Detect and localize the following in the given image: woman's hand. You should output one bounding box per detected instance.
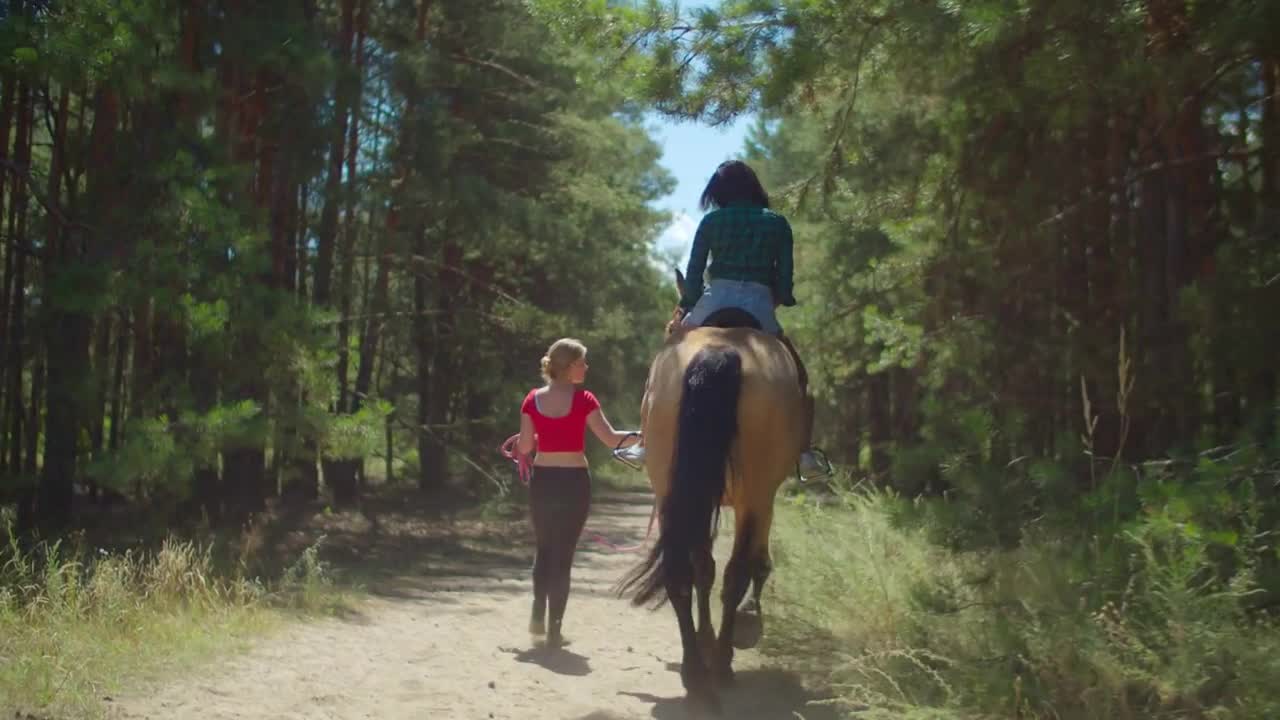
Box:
[587,408,641,449]
[665,306,687,337]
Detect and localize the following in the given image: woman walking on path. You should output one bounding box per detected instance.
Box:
[516,338,641,648]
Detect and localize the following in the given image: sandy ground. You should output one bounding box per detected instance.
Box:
[110,491,837,720]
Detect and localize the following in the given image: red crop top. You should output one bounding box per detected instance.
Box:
[521,388,600,453]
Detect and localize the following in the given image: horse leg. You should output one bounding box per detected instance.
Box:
[735,551,771,648]
[693,545,717,667]
[714,515,753,685]
[734,506,774,650]
[667,571,719,713]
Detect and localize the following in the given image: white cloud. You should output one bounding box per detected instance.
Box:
[655,211,698,267]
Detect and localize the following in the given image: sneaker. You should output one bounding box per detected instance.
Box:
[529,617,546,636]
[798,448,831,481]
[546,620,571,648]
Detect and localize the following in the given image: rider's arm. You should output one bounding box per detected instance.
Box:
[680,218,712,310]
[587,408,640,449]
[774,216,797,307]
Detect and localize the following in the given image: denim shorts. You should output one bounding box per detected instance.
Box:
[681,279,781,335]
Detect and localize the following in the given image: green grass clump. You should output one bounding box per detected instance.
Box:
[0,522,344,718]
[764,485,1280,719]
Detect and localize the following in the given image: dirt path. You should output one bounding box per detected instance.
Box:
[111,491,836,720]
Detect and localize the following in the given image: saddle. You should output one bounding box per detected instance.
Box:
[664,306,762,341]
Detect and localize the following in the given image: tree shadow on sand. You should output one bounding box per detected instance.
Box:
[619,668,843,720]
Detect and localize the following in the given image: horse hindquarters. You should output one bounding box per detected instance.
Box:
[618,345,742,710]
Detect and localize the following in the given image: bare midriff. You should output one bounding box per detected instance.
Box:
[533,451,590,469]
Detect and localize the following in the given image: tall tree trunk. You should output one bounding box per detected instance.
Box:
[0,62,14,459]
[313,0,356,309]
[1134,97,1169,456]
[89,316,111,460]
[36,87,81,532]
[129,298,153,422]
[4,79,32,478]
[334,0,367,417]
[86,313,112,503]
[867,368,891,481]
[108,313,127,452]
[296,183,309,297]
[172,0,222,517]
[413,232,435,490]
[891,366,919,449]
[352,242,388,415]
[842,378,862,470]
[24,352,40,478]
[267,67,319,504]
[419,235,461,491]
[223,64,270,518]
[315,0,365,506]
[400,0,437,491]
[1255,56,1279,445]
[379,350,395,485]
[14,350,40,532]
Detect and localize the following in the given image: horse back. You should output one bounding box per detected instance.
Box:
[641,328,805,503]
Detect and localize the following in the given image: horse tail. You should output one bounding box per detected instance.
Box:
[618,345,742,608]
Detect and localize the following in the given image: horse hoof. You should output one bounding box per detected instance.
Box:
[698,630,717,666]
[685,688,722,716]
[732,608,763,649]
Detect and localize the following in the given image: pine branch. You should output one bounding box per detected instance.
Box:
[449,52,544,89]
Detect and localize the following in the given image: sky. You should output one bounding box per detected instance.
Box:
[648,112,753,266]
[645,0,755,268]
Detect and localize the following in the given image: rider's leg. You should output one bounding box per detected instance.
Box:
[777,331,811,432]
[777,332,827,479]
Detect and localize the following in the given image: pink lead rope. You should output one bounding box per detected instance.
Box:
[500,433,655,553]
[500,433,534,485]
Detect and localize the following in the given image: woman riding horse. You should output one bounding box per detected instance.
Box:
[617,159,826,479]
[618,314,807,712]
[616,161,825,711]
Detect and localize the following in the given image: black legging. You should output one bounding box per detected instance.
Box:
[529,466,591,629]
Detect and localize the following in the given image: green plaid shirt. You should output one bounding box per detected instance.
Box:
[679,203,797,311]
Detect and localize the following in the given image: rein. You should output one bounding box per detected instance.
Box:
[499,433,656,553]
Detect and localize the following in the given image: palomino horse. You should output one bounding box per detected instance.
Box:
[618,272,805,712]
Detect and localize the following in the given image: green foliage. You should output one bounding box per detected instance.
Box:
[85,401,263,496]
[320,402,392,460]
[768,481,1280,719]
[583,1,1280,564]
[0,0,679,517]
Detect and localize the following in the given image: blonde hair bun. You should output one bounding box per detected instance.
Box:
[540,338,587,382]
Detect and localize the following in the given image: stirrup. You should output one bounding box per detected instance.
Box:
[612,432,645,471]
[797,447,832,482]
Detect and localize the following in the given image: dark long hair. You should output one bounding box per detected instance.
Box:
[698,160,770,211]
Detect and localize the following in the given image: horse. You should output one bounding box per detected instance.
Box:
[617,270,806,712]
